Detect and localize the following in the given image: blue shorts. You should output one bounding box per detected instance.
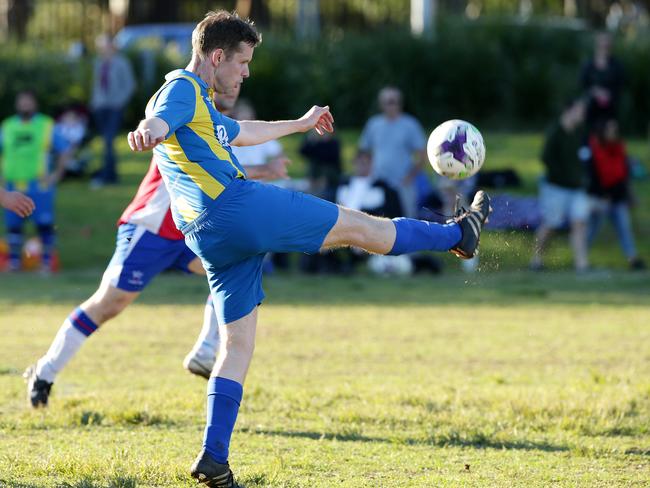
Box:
[4,180,55,228]
[183,178,339,325]
[103,223,197,292]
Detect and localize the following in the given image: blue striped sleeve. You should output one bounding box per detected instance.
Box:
[150,79,196,137]
[220,113,240,142]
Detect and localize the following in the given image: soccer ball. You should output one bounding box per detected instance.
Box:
[427,120,485,180]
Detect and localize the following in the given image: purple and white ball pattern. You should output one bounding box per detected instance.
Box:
[427,120,485,180]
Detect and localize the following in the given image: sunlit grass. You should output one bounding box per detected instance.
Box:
[1,272,649,486]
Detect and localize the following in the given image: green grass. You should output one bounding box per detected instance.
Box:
[1,132,649,486]
[1,272,649,487]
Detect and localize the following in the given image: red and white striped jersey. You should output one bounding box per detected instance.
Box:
[118,158,184,240]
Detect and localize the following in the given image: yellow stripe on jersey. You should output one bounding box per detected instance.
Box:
[173,195,200,223]
[179,76,244,179]
[164,133,225,199]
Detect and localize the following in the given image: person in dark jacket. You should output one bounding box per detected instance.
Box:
[581,32,625,127]
[530,98,591,272]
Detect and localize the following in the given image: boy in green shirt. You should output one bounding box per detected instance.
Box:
[1,91,69,272]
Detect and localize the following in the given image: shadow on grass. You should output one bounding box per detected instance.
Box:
[240,427,569,453]
[625,447,650,456]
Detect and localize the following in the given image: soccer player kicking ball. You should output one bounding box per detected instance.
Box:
[128,11,491,487]
[24,89,288,407]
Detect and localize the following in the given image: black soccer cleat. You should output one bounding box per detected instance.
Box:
[190,450,237,488]
[449,190,492,260]
[23,365,53,408]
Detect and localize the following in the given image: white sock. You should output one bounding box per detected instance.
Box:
[188,296,220,360]
[35,320,88,383]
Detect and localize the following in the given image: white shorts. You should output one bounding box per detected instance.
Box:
[539,181,590,229]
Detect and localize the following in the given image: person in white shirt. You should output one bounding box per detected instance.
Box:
[229,99,289,183]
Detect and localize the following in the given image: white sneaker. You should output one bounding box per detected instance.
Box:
[182,352,215,380]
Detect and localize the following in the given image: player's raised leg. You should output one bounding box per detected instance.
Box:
[322,190,491,259]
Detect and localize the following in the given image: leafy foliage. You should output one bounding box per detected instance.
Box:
[1,20,649,133]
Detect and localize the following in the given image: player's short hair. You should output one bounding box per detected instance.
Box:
[192,10,261,61]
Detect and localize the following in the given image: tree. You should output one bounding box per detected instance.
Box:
[235,0,270,26]
[126,0,180,24]
[296,0,319,40]
[0,0,33,41]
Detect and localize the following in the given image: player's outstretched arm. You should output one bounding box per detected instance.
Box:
[0,188,35,217]
[232,106,334,147]
[127,117,170,152]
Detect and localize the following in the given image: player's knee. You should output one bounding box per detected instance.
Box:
[222,328,256,356]
[90,290,133,322]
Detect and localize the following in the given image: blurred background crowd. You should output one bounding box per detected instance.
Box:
[0,0,648,276]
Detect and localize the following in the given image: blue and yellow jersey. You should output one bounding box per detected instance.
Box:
[147,69,246,229]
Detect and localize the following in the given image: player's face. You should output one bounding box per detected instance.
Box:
[379,90,402,118]
[16,93,37,117]
[214,42,254,94]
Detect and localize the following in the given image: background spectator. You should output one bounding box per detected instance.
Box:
[1,91,69,273]
[300,130,342,202]
[530,98,591,272]
[581,32,625,128]
[587,118,645,270]
[336,152,403,219]
[90,34,135,187]
[358,86,427,218]
[54,104,92,179]
[229,99,288,177]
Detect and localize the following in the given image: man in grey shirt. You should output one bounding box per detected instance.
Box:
[359,86,427,217]
[90,34,135,186]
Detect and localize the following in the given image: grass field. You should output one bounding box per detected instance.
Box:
[1,131,649,486]
[1,271,649,487]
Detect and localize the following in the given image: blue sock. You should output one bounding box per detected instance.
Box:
[69,307,99,337]
[7,228,23,268]
[388,218,462,255]
[203,377,243,464]
[38,224,55,268]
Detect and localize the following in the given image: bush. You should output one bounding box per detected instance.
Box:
[0,44,175,128]
[0,20,648,135]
